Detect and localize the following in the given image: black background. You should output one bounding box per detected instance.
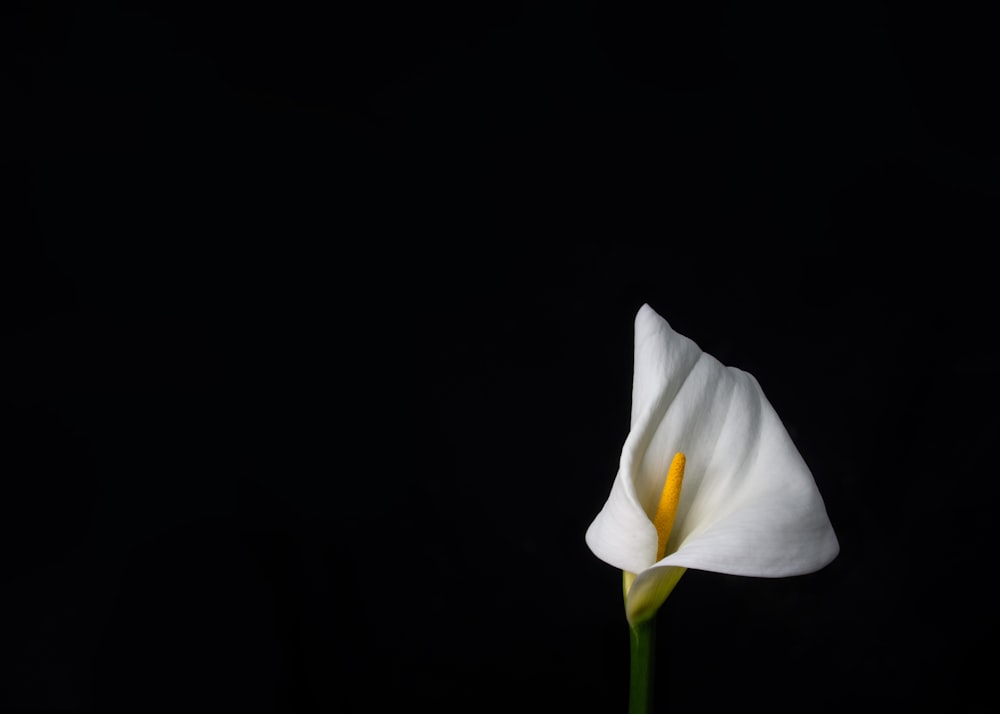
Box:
[5,2,999,712]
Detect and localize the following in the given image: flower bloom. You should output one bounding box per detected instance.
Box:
[586,305,839,625]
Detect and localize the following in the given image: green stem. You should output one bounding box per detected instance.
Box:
[628,618,656,714]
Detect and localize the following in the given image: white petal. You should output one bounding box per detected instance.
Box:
[586,304,838,579]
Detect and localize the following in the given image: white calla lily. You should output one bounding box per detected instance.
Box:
[586,304,839,626]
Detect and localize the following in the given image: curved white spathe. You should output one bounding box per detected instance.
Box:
[585,305,838,624]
